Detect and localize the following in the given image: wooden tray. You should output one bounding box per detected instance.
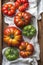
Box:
[0,0,43,65]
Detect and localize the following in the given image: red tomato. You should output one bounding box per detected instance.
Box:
[3,27,23,46]
[17,0,29,11]
[14,12,32,28]
[2,4,16,16]
[19,42,34,58]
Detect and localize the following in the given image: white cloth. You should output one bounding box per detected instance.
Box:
[2,0,43,65]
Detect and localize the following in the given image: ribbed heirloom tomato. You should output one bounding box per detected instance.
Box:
[3,27,23,47]
[4,47,19,61]
[19,42,34,58]
[2,4,16,16]
[14,12,32,28]
[16,0,29,11]
[14,0,29,11]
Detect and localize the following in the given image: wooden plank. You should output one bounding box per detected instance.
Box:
[40,14,43,62]
[38,14,43,65]
[0,0,2,65]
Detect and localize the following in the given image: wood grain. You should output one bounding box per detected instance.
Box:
[0,0,43,65]
[38,14,43,65]
[0,0,2,65]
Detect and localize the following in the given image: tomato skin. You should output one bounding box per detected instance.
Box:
[3,10,8,15]
[3,27,23,47]
[20,51,29,58]
[2,7,7,11]
[8,11,12,16]
[8,10,15,16]
[3,4,8,8]
[8,4,12,7]
[26,44,34,52]
[21,0,28,3]
[14,12,32,28]
[14,1,20,9]
[2,4,16,16]
[19,42,28,50]
[17,0,21,3]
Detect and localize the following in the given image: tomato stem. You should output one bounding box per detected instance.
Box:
[8,7,11,10]
[10,34,14,39]
[21,17,24,21]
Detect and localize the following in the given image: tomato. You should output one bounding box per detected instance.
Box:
[2,4,16,16]
[19,42,34,58]
[19,3,29,11]
[22,25,36,39]
[14,12,32,28]
[17,0,29,11]
[3,27,23,46]
[4,47,19,61]
[14,0,29,11]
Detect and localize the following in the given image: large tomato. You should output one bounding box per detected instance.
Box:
[2,4,16,16]
[3,27,23,46]
[17,0,29,11]
[14,0,29,11]
[19,42,34,58]
[14,12,32,28]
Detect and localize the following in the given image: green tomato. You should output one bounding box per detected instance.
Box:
[4,47,19,61]
[22,25,36,39]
